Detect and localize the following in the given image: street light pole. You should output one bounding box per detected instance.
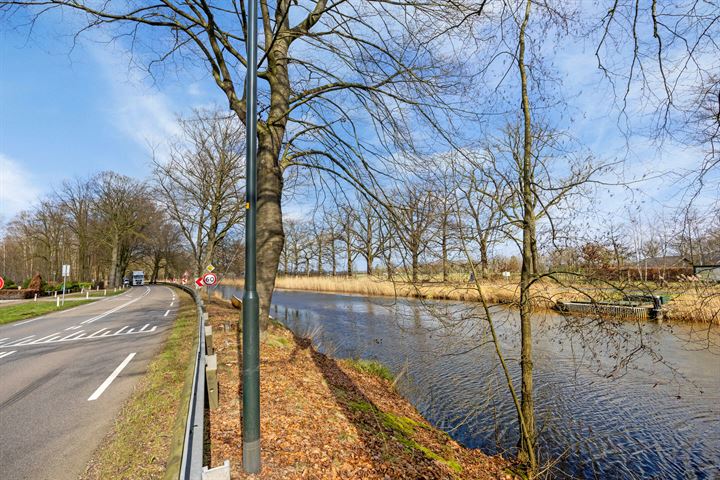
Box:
[242,0,261,473]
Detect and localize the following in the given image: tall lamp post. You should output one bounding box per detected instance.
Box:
[242,0,261,473]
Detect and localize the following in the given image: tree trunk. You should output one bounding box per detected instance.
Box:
[108,236,119,288]
[517,0,537,471]
[412,251,419,283]
[346,236,353,277]
[331,241,337,276]
[480,236,488,278]
[441,215,448,282]
[255,140,285,331]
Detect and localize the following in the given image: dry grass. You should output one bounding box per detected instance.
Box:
[224,276,720,324]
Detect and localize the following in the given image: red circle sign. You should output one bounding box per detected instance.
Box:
[202,272,217,286]
[0,276,4,290]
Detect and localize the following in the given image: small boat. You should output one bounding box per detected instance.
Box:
[231,295,243,310]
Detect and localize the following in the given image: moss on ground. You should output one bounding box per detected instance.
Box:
[347,399,462,473]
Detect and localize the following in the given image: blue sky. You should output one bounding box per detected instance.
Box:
[0,18,223,220]
[0,7,714,226]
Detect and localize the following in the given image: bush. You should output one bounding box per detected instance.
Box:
[1,278,16,290]
[345,358,394,381]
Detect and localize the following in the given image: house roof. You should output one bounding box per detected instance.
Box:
[638,256,692,268]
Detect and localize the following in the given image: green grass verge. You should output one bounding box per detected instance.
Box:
[81,289,198,480]
[0,300,95,325]
[344,358,394,381]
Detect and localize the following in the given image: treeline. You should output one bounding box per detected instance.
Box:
[1,111,249,288]
[1,172,185,288]
[281,177,719,284]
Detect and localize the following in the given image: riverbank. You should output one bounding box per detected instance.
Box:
[222,276,719,324]
[204,297,515,479]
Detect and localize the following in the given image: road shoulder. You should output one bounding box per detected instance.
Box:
[80,288,197,480]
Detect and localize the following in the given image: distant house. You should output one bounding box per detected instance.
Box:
[693,251,720,282]
[637,256,692,269]
[694,265,720,281]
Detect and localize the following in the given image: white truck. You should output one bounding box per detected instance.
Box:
[131,271,145,286]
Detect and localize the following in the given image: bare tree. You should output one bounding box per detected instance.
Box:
[93,171,150,287]
[1,0,482,327]
[154,110,245,277]
[56,176,94,281]
[391,183,437,284]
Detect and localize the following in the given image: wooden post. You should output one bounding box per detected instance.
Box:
[205,325,214,356]
[206,354,219,410]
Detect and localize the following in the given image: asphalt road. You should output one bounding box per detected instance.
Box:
[0,285,179,480]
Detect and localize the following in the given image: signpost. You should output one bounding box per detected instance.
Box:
[61,264,70,306]
[202,272,217,286]
[243,0,261,472]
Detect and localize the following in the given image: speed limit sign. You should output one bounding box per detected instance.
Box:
[202,272,217,286]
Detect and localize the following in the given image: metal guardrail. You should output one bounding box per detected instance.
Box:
[162,283,206,480]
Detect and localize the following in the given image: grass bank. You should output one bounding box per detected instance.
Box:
[224,276,720,324]
[0,300,94,325]
[81,288,198,480]
[205,297,514,479]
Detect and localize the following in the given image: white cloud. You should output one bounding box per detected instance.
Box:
[0,153,41,222]
[88,41,182,161]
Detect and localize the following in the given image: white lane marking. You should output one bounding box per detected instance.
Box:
[33,333,61,343]
[164,309,170,317]
[0,351,16,359]
[2,325,157,348]
[88,328,108,338]
[169,301,174,307]
[61,331,85,341]
[8,286,147,328]
[81,290,149,325]
[12,336,36,346]
[64,325,82,331]
[88,353,136,401]
[0,338,8,344]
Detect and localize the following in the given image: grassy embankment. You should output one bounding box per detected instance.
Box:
[0,300,95,325]
[205,297,515,479]
[81,288,198,480]
[225,276,719,324]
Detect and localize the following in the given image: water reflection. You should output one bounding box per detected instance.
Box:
[221,286,720,479]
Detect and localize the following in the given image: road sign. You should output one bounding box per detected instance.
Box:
[0,276,4,290]
[62,264,70,277]
[202,272,217,286]
[195,276,205,287]
[206,264,215,272]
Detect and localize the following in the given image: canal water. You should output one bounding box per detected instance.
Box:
[219,286,720,479]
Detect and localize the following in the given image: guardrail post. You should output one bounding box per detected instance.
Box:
[206,354,219,410]
[205,325,214,356]
[202,460,230,480]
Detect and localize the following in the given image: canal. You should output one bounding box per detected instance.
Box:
[219,286,720,479]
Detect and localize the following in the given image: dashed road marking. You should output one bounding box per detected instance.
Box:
[1,325,157,348]
[80,288,150,325]
[88,352,136,401]
[164,309,170,317]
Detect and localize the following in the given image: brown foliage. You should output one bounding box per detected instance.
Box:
[205,299,514,479]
